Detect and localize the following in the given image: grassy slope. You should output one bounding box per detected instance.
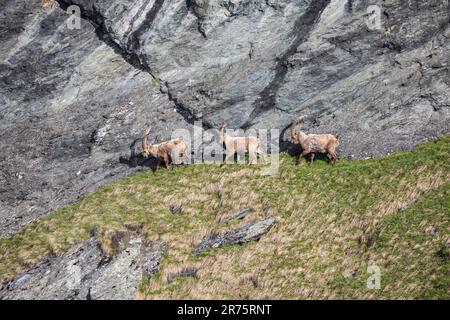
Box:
[0,136,449,299]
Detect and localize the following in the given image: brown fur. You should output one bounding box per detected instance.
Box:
[219,126,266,165]
[142,129,187,170]
[42,0,57,9]
[290,117,339,165]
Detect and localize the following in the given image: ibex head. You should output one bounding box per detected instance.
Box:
[142,128,154,158]
[290,116,305,143]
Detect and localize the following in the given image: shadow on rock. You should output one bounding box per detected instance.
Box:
[279,123,300,157]
[119,138,159,171]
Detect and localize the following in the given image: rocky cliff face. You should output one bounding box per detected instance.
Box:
[0,0,449,237]
[0,236,167,300]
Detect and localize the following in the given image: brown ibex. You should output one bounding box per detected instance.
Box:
[142,129,187,170]
[290,116,339,165]
[219,126,266,165]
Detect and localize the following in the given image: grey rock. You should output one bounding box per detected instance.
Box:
[142,241,167,277]
[0,237,105,300]
[193,217,276,254]
[60,0,449,149]
[169,205,183,215]
[84,237,143,300]
[0,237,166,300]
[0,1,189,238]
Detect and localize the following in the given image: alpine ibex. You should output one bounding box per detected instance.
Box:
[142,129,187,170]
[290,117,339,165]
[219,126,266,165]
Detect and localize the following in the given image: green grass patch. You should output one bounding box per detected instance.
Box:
[0,136,449,299]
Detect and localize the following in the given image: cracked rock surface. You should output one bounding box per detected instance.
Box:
[0,237,166,300]
[0,0,449,237]
[0,1,188,237]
